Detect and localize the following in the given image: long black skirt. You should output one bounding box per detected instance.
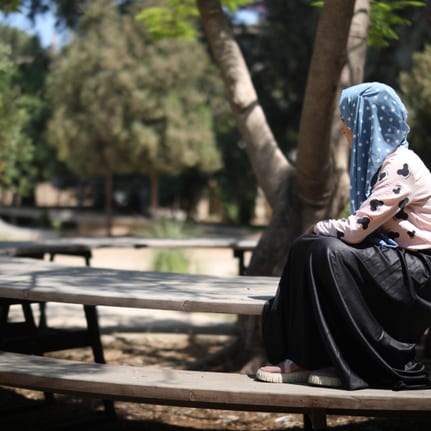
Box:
[261,234,431,390]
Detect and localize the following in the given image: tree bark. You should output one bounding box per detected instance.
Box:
[105,171,113,237]
[198,0,369,277]
[197,0,292,208]
[295,0,355,229]
[248,0,367,276]
[197,0,369,275]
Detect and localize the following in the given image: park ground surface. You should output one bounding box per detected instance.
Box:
[1,222,431,430]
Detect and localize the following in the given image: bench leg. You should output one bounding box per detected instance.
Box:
[20,302,44,355]
[21,302,56,404]
[233,249,247,275]
[83,305,105,364]
[83,305,116,419]
[0,301,56,404]
[304,410,327,431]
[38,303,48,328]
[0,301,10,329]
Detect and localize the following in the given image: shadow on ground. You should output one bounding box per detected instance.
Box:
[1,386,431,431]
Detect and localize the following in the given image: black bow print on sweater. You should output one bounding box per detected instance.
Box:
[357,217,370,230]
[370,199,384,211]
[395,198,409,220]
[397,163,409,177]
[388,231,400,240]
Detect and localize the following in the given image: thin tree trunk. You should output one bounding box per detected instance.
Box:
[105,172,113,237]
[197,0,292,207]
[248,0,362,277]
[149,169,159,217]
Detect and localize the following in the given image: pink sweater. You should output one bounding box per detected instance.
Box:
[314,146,431,250]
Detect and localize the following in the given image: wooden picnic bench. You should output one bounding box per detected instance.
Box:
[0,236,257,275]
[1,256,431,430]
[0,236,256,350]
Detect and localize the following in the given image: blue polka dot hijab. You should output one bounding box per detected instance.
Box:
[339,82,410,214]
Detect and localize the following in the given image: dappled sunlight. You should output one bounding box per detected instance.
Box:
[0,256,276,314]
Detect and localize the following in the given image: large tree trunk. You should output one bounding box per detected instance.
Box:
[199,0,368,277]
[197,0,370,372]
[295,0,356,229]
[249,0,366,277]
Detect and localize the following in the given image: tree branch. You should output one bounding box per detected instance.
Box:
[197,0,291,207]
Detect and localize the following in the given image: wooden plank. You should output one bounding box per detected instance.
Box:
[7,245,91,254]
[0,351,430,414]
[0,257,275,315]
[0,237,258,251]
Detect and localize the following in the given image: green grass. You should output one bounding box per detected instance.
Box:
[137,218,193,273]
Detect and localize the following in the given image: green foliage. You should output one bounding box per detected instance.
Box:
[399,44,431,167]
[0,24,53,195]
[312,0,425,48]
[140,218,191,273]
[368,0,426,48]
[152,249,189,273]
[339,203,350,219]
[0,0,21,12]
[214,119,257,224]
[138,217,202,237]
[136,0,250,41]
[148,218,188,238]
[136,0,199,41]
[0,40,37,194]
[46,0,222,180]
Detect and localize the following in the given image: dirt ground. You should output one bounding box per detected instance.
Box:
[2,239,431,430]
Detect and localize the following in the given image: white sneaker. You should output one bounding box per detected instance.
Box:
[256,359,310,384]
[308,367,342,388]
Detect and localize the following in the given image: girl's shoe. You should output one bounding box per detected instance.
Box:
[308,367,342,388]
[256,359,310,384]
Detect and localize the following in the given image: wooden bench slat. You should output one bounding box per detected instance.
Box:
[0,237,258,251]
[1,351,431,415]
[0,257,275,315]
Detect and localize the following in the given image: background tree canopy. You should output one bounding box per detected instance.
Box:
[0,25,50,198]
[45,0,224,226]
[0,0,430,232]
[0,41,34,194]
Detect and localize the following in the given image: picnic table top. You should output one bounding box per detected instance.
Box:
[0,256,276,315]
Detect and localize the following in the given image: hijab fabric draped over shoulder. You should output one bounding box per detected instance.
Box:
[339,82,410,214]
